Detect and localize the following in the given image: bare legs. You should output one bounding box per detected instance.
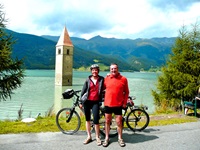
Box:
[115,115,123,140]
[84,121,101,145]
[94,124,100,139]
[86,121,100,139]
[86,121,92,139]
[104,114,123,139]
[104,113,112,141]
[103,114,124,147]
[83,101,101,145]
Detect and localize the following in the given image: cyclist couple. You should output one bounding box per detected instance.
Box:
[79,63,129,147]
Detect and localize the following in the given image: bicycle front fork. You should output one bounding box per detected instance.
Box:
[66,109,74,123]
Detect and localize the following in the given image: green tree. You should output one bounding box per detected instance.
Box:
[0,4,25,101]
[152,22,200,110]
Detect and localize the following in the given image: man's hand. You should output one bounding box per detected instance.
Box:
[122,104,127,110]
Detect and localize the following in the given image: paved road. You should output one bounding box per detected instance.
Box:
[0,121,200,150]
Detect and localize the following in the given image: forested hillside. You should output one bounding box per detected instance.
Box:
[6,29,176,71]
[43,35,176,70]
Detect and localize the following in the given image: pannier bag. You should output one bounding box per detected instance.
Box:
[62,89,74,99]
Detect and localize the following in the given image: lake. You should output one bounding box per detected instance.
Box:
[0,70,160,120]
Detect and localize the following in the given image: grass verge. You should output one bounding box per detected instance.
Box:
[0,113,199,134]
[149,113,198,126]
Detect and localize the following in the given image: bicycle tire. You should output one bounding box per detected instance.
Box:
[126,108,149,132]
[99,113,118,137]
[56,108,81,134]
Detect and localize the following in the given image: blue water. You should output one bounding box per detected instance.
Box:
[0,70,160,120]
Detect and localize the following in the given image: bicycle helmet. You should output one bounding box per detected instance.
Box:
[90,64,100,71]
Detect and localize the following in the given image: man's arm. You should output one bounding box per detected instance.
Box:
[123,78,129,108]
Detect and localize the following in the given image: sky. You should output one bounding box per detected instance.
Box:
[1,0,200,40]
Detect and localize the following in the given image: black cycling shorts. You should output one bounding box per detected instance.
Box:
[104,106,122,115]
[83,100,100,124]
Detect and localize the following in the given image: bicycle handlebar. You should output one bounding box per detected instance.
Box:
[74,90,81,97]
[128,96,136,100]
[64,89,139,107]
[74,90,81,93]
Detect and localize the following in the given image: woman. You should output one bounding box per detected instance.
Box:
[79,64,104,146]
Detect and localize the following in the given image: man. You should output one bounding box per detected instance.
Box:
[103,63,129,147]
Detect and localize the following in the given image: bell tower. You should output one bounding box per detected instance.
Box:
[55,26,73,86]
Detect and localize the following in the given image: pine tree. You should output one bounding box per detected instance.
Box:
[0,4,25,101]
[152,22,200,110]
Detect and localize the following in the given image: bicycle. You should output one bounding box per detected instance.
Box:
[56,89,104,135]
[56,89,150,137]
[56,89,108,135]
[99,96,150,137]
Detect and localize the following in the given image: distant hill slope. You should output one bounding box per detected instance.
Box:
[6,29,134,71]
[5,29,176,71]
[42,35,176,70]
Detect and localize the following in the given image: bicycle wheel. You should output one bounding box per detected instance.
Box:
[126,108,149,132]
[56,108,81,134]
[99,113,118,137]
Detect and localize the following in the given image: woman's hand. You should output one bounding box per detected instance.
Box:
[79,104,83,109]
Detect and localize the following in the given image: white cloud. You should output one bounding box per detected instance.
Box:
[1,0,200,39]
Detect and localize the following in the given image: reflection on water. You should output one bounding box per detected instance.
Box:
[0,70,159,120]
[54,86,63,114]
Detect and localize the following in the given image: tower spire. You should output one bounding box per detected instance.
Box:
[56,26,73,47]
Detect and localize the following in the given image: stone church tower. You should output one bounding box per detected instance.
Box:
[55,26,73,86]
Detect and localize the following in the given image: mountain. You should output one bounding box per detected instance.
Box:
[42,35,176,70]
[5,29,176,71]
[6,29,134,71]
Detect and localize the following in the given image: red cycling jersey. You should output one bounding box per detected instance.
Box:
[88,80,99,101]
[104,73,129,107]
